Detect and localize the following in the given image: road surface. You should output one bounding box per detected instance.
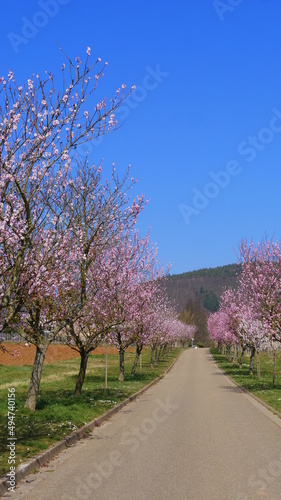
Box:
[5,349,281,500]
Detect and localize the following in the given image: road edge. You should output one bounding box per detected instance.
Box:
[209,349,281,421]
[0,350,183,497]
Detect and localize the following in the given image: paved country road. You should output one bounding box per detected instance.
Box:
[4,349,281,500]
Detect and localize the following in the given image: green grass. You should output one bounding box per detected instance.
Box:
[0,347,182,476]
[210,347,281,414]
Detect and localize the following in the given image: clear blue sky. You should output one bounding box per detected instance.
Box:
[1,0,281,275]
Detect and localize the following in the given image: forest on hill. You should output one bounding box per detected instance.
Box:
[165,263,240,313]
[164,264,240,347]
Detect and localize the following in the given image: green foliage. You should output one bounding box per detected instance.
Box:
[203,291,219,312]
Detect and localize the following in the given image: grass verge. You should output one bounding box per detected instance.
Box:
[0,347,182,476]
[210,347,281,415]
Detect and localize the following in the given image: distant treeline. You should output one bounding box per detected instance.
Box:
[165,263,240,313]
[171,263,240,282]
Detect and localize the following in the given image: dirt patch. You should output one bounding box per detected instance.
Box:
[0,343,120,366]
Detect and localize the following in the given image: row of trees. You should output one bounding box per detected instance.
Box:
[0,47,194,410]
[179,298,210,347]
[208,239,281,384]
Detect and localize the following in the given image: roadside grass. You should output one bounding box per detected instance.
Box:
[0,347,182,476]
[210,347,281,414]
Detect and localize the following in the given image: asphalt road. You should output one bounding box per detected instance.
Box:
[5,349,281,500]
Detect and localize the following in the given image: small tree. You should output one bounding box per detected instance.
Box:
[238,239,281,384]
[102,230,158,382]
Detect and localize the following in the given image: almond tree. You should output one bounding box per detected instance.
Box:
[127,273,187,376]
[23,159,145,403]
[18,225,78,409]
[210,239,281,384]
[207,309,238,360]
[129,281,164,376]
[0,46,134,339]
[219,288,251,367]
[0,47,136,409]
[220,288,268,375]
[238,240,281,342]
[100,230,160,382]
[237,239,281,384]
[148,295,172,366]
[147,296,188,366]
[60,163,146,395]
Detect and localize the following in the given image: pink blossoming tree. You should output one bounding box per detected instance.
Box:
[0,47,136,409]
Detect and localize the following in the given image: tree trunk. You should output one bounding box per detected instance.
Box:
[131,344,142,376]
[249,346,255,375]
[233,345,237,365]
[256,350,261,380]
[118,346,125,381]
[239,345,246,368]
[157,346,163,362]
[226,345,231,361]
[25,341,50,411]
[150,345,155,368]
[74,348,89,396]
[273,349,276,386]
[154,347,158,364]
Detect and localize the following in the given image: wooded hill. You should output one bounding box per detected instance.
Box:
[164,263,240,313]
[163,263,240,347]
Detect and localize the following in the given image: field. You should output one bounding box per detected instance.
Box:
[211,348,281,414]
[0,343,182,476]
[0,342,121,366]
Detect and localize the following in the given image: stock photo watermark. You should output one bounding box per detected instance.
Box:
[236,450,281,499]
[63,395,179,500]
[6,388,16,493]
[179,107,281,225]
[213,0,245,21]
[7,0,71,54]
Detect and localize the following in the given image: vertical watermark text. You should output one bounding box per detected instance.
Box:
[7,388,16,493]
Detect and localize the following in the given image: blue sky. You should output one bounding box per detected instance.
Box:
[1,0,281,274]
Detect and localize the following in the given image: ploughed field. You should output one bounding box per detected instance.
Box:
[0,343,121,366]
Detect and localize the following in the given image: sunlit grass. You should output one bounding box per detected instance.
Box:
[211,347,281,413]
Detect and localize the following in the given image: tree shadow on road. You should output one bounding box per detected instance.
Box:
[219,385,245,393]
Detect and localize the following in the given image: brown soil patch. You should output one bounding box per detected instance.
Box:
[0,343,120,366]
